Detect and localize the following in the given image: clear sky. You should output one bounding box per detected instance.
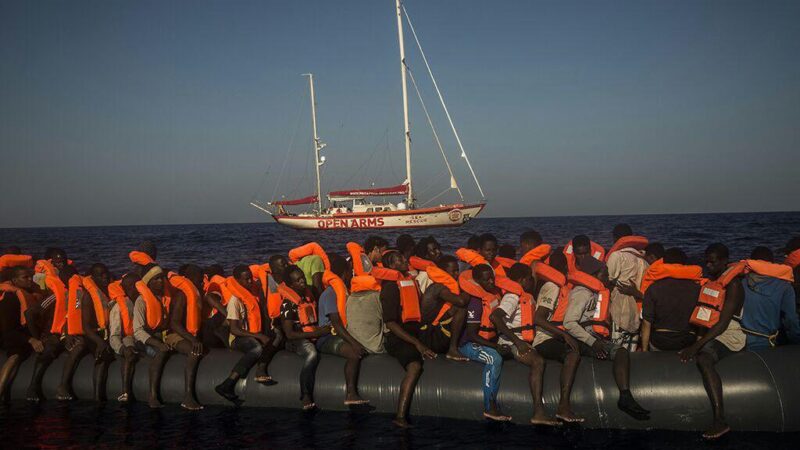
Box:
[1,0,798,228]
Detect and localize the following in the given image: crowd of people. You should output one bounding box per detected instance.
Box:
[1,227,799,440]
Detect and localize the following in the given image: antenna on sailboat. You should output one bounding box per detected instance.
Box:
[302,73,326,214]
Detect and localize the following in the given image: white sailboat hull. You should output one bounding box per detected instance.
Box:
[272,203,485,230]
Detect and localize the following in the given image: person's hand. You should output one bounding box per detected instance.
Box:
[616,281,639,297]
[191,340,204,356]
[28,337,44,353]
[415,343,437,360]
[591,340,609,360]
[459,291,472,302]
[515,340,532,357]
[564,335,580,353]
[94,341,109,359]
[679,342,702,362]
[123,346,137,360]
[151,339,169,353]
[498,344,513,357]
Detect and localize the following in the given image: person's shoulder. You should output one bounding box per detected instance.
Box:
[501,291,519,302]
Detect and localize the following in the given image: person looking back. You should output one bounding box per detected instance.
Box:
[606,224,649,350]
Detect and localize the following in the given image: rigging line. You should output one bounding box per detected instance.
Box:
[421,187,453,207]
[270,87,307,203]
[406,66,464,201]
[249,163,273,202]
[402,4,486,200]
[415,167,448,199]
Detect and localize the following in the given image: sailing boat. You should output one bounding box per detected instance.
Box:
[251,0,486,230]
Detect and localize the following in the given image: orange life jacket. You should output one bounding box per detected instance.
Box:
[135,281,168,330]
[168,275,202,336]
[322,270,349,325]
[0,282,39,325]
[563,240,606,272]
[351,275,382,293]
[744,259,794,283]
[77,276,109,331]
[36,259,58,277]
[604,236,649,262]
[640,260,704,293]
[458,270,500,340]
[0,254,34,270]
[204,274,234,317]
[108,280,134,336]
[495,256,517,269]
[455,248,507,277]
[534,263,570,327]
[288,242,331,271]
[786,249,800,269]
[426,265,461,325]
[129,251,155,266]
[45,274,80,334]
[565,271,611,337]
[278,283,318,332]
[247,264,282,320]
[690,261,746,328]
[372,268,422,324]
[347,242,395,280]
[519,244,552,266]
[495,276,536,343]
[226,277,263,333]
[408,256,434,272]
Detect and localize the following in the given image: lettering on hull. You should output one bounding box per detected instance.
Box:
[317,217,386,229]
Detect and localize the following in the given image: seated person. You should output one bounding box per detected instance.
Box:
[132,264,172,408]
[0,266,36,402]
[419,255,470,361]
[108,273,140,402]
[76,263,116,401]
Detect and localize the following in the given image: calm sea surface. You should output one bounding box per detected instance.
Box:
[1,212,799,448]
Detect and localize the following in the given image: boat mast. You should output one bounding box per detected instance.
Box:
[395,0,413,207]
[303,73,325,214]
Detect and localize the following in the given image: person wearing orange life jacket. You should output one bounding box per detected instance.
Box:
[32,247,69,290]
[614,242,666,302]
[378,250,435,428]
[279,266,330,410]
[477,233,507,277]
[396,234,417,265]
[164,264,206,410]
[314,253,370,405]
[563,235,606,274]
[417,255,470,361]
[781,236,800,309]
[108,273,140,402]
[529,252,584,424]
[129,240,157,276]
[410,236,442,293]
[131,264,172,408]
[290,243,328,299]
[490,263,559,426]
[605,224,649,350]
[199,264,230,349]
[739,247,799,350]
[640,248,704,352]
[0,266,37,403]
[457,263,511,422]
[518,230,552,266]
[496,244,517,269]
[563,256,650,421]
[215,265,276,405]
[675,244,746,440]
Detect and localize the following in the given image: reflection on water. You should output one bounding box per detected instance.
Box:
[0,400,795,449]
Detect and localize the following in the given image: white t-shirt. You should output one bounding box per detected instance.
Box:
[532,281,560,347]
[226,295,247,344]
[497,292,521,346]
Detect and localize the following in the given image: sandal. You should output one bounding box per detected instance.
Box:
[483,412,512,422]
[117,393,129,403]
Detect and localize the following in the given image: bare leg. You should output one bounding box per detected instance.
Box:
[555,349,583,421]
[27,354,54,401]
[119,350,137,402]
[445,308,468,360]
[394,361,422,428]
[613,348,649,419]
[148,348,169,408]
[338,342,366,403]
[173,339,203,410]
[57,337,87,400]
[0,355,22,402]
[93,359,111,401]
[697,352,730,439]
[517,350,559,426]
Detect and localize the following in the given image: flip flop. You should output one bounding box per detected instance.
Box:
[56,394,74,401]
[483,412,512,422]
[181,403,205,411]
[255,376,278,386]
[530,417,562,427]
[703,426,731,440]
[302,402,317,411]
[445,354,469,362]
[344,399,371,406]
[556,413,586,423]
[117,393,129,403]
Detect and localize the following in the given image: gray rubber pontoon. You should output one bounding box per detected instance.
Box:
[3,345,798,431]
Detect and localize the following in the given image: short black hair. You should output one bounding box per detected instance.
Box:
[268,254,288,267]
[644,243,665,259]
[472,263,493,281]
[180,263,203,280]
[138,241,157,258]
[396,234,416,254]
[508,262,532,282]
[285,265,306,280]
[415,236,439,258]
[205,264,224,278]
[572,235,590,248]
[612,224,633,241]
[435,254,458,270]
[44,247,66,260]
[232,265,251,279]
[750,246,774,263]
[548,252,568,274]
[364,236,389,253]
[783,236,800,254]
[381,249,403,268]
[705,243,729,260]
[329,253,349,278]
[466,234,481,250]
[478,233,498,248]
[663,248,688,264]
[519,230,542,247]
[498,244,516,259]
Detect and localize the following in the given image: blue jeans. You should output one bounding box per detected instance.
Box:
[458,342,503,412]
[285,339,320,399]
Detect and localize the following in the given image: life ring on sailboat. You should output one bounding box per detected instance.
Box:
[448,209,463,222]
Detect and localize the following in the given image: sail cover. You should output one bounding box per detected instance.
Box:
[271,195,318,206]
[328,183,408,200]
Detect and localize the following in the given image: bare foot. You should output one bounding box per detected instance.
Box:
[117,393,129,403]
[393,417,412,428]
[344,393,369,405]
[56,386,74,401]
[26,389,42,402]
[148,397,165,409]
[181,397,204,411]
[702,422,731,440]
[530,412,561,427]
[445,350,469,362]
[555,408,585,423]
[483,410,512,422]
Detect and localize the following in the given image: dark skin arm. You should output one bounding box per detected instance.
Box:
[679,280,744,362]
[440,289,470,308]
[464,322,498,349]
[490,309,531,356]
[228,319,269,347]
[25,305,44,340]
[169,292,203,355]
[533,306,580,352]
[329,312,366,357]
[385,320,436,359]
[204,292,227,317]
[81,293,109,357]
[281,317,331,341]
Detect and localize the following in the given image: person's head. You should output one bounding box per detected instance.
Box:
[498,244,516,260]
[121,272,140,300]
[364,236,389,264]
[415,236,441,261]
[644,242,665,264]
[45,247,68,271]
[58,264,77,285]
[4,246,21,255]
[9,266,33,291]
[519,230,543,255]
[381,249,408,273]
[90,263,111,289]
[704,243,730,279]
[782,236,800,257]
[268,254,289,276]
[548,252,569,275]
[472,264,495,292]
[285,266,308,294]
[180,263,204,290]
[138,240,157,260]
[466,234,481,250]
[435,255,460,279]
[663,248,688,265]
[571,235,591,265]
[329,253,352,286]
[141,264,165,295]
[612,224,633,242]
[508,263,534,293]
[232,264,254,290]
[396,234,416,259]
[478,233,498,262]
[577,256,608,285]
[204,264,224,279]
[750,246,774,263]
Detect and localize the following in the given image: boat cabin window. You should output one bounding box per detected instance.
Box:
[366,207,374,212]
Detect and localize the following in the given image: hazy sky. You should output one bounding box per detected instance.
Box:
[1,0,798,228]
